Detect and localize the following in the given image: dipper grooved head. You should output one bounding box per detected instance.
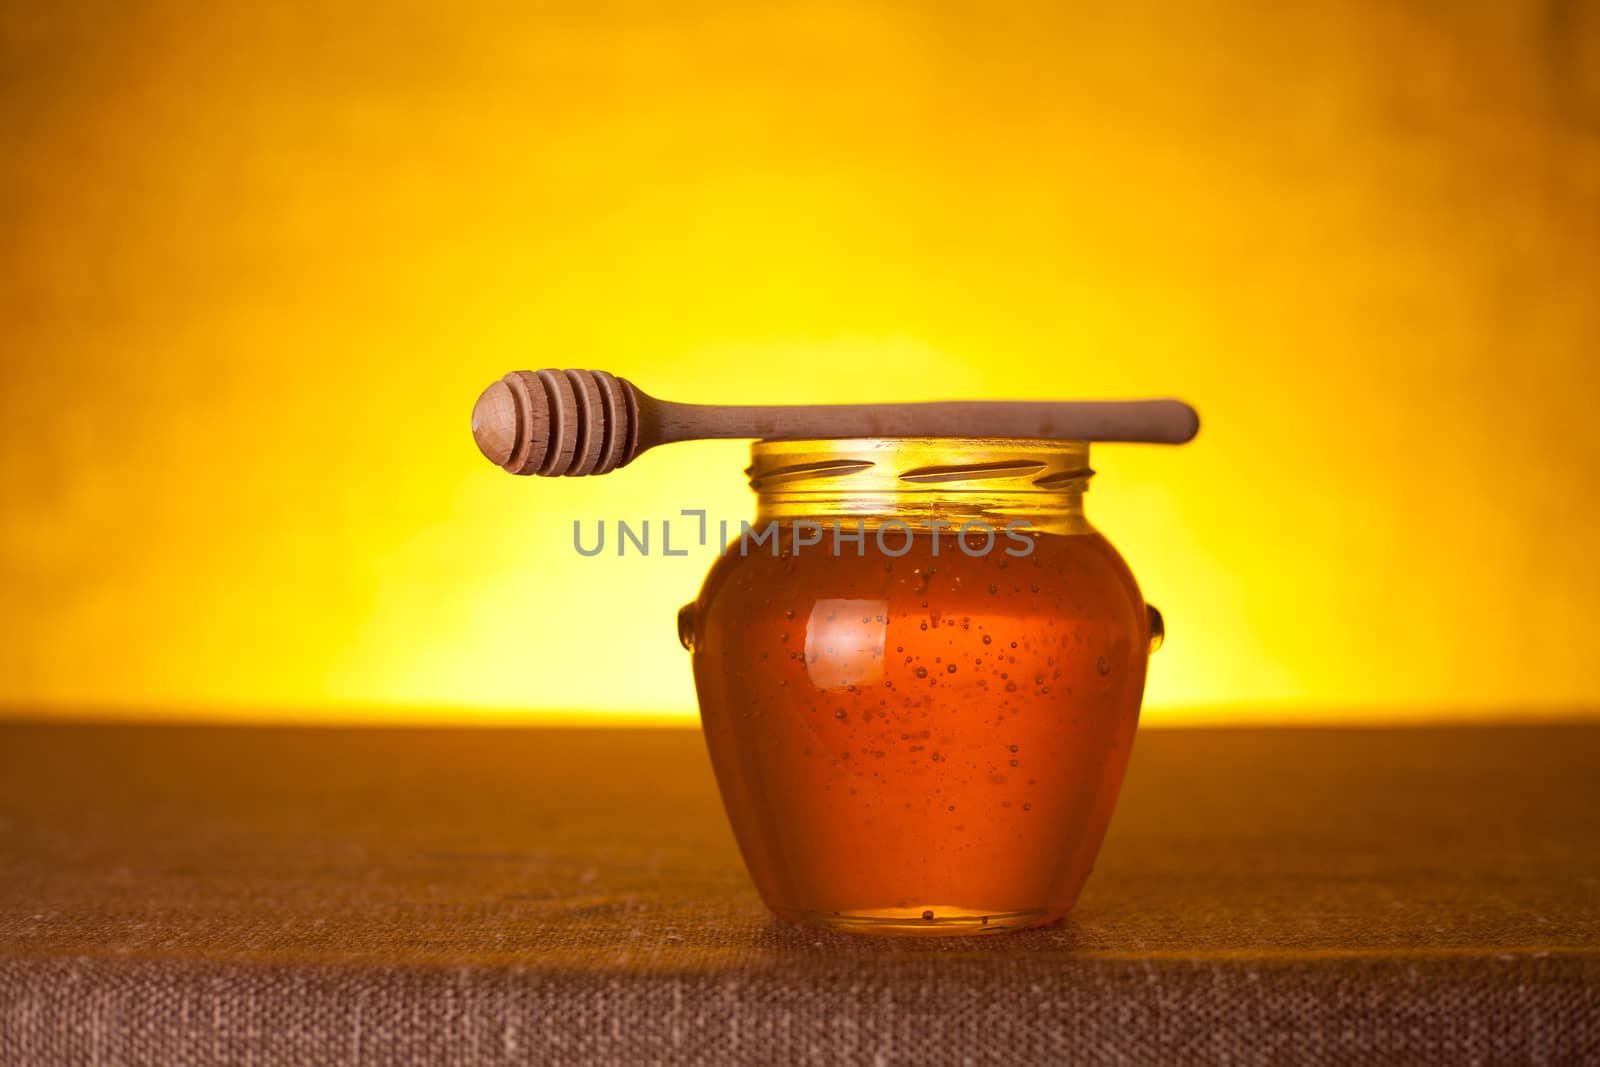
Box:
[472,369,637,476]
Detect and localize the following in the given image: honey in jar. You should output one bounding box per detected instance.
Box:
[678,438,1159,935]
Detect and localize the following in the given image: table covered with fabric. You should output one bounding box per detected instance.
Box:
[0,722,1596,1064]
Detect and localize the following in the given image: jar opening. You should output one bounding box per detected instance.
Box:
[746,437,1093,530]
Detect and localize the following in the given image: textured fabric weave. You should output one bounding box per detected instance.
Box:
[1,723,1597,1064]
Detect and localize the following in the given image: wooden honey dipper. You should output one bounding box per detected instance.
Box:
[471,369,1200,476]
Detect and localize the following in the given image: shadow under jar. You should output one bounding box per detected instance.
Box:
[678,438,1162,936]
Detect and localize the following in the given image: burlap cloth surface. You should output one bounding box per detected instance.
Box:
[1,723,1597,1065]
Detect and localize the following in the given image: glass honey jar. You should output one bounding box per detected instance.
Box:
[678,437,1161,936]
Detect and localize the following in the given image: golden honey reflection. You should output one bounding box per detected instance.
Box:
[805,601,889,691]
[0,2,1597,725]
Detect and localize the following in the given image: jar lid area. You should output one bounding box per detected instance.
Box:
[746,438,1092,494]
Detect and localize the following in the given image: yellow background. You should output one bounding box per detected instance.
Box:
[2,2,1597,725]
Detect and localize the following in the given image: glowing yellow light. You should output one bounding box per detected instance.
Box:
[1,3,1595,726]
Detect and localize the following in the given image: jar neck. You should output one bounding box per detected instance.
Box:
[747,438,1093,535]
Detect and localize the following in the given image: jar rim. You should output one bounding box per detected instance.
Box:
[746,437,1093,495]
